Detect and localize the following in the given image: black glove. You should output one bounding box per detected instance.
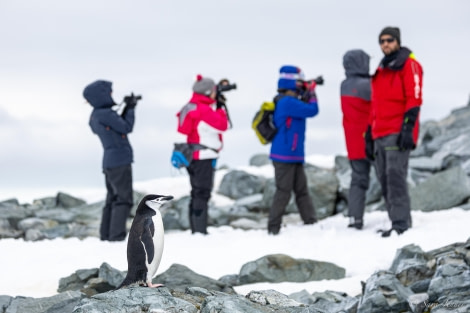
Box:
[123,93,141,109]
[313,75,324,85]
[364,126,374,160]
[397,107,420,151]
[124,97,137,109]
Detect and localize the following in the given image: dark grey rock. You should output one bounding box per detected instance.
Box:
[407,292,429,313]
[358,270,412,313]
[246,289,301,307]
[56,192,87,209]
[98,262,125,288]
[0,219,23,239]
[0,205,30,220]
[17,217,58,232]
[217,170,266,200]
[430,290,470,313]
[249,154,271,167]
[309,290,359,313]
[4,291,82,313]
[233,194,265,212]
[389,244,435,286]
[201,293,267,313]
[162,196,190,231]
[33,196,58,208]
[34,208,77,223]
[154,263,236,294]
[304,165,339,219]
[409,278,431,293]
[238,254,345,285]
[58,268,99,293]
[288,289,315,305]
[410,166,470,212]
[73,286,197,313]
[0,198,20,206]
[428,263,470,302]
[0,295,12,311]
[218,274,240,287]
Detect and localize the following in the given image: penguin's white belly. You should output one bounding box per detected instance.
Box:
[145,213,164,283]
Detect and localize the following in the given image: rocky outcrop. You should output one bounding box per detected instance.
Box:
[1,239,469,312]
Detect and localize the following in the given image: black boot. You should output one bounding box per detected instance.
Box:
[347,217,363,230]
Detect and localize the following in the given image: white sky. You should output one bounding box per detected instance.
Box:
[1,1,469,198]
[1,169,469,299]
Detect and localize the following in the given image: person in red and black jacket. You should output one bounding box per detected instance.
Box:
[366,27,423,237]
[340,49,372,230]
[176,75,229,234]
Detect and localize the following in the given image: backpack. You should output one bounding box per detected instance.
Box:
[170,143,195,169]
[170,143,216,169]
[252,101,277,145]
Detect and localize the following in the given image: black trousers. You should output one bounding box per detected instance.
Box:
[101,164,133,241]
[348,158,371,221]
[268,161,316,233]
[374,134,412,230]
[187,159,215,234]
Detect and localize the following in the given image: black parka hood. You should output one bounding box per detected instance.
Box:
[83,80,115,108]
[343,50,370,78]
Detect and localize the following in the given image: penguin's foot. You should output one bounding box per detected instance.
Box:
[147,282,164,288]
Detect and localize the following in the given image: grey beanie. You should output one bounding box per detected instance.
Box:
[379,26,401,45]
[192,74,215,96]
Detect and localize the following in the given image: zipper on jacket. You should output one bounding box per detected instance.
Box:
[291,133,298,151]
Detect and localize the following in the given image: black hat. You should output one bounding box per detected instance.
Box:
[379,26,401,45]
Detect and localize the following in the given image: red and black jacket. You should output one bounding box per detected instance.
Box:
[370,47,423,143]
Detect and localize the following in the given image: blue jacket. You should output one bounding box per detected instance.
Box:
[270,95,318,163]
[84,80,135,169]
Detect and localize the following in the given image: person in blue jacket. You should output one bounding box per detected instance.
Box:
[83,80,137,241]
[268,65,319,235]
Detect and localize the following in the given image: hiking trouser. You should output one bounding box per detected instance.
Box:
[348,158,371,221]
[268,161,316,233]
[187,159,215,234]
[101,164,133,241]
[374,134,412,230]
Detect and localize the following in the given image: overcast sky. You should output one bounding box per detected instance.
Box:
[1,0,469,199]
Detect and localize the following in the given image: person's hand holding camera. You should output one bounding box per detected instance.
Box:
[124,96,137,109]
[313,76,324,85]
[304,80,317,103]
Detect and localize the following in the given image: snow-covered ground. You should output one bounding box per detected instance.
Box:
[1,155,469,299]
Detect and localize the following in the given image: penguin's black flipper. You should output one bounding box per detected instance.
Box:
[141,218,155,264]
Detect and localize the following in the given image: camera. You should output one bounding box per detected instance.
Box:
[305,75,324,86]
[217,79,237,93]
[123,93,142,108]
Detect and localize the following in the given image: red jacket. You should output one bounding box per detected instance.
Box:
[177,93,228,160]
[341,49,371,160]
[371,49,423,142]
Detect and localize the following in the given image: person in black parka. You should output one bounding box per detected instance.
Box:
[83,80,135,241]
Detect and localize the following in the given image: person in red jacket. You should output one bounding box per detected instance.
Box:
[366,26,423,237]
[340,49,372,230]
[176,75,229,234]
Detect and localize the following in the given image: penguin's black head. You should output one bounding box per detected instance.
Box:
[142,194,174,213]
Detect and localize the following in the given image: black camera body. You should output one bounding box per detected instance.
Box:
[217,82,237,93]
[123,93,142,108]
[306,75,324,86]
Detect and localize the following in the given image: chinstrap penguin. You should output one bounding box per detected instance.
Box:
[117,194,173,288]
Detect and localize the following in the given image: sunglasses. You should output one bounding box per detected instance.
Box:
[379,37,396,44]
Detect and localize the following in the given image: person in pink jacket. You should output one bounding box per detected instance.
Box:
[176,75,229,234]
